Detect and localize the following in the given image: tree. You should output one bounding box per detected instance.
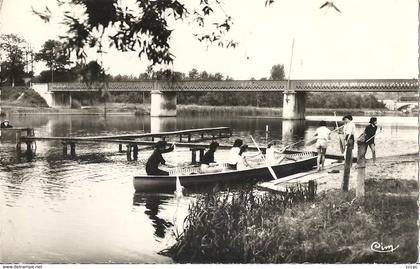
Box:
[269,64,285,80]
[33,0,237,67]
[188,68,199,80]
[0,34,31,86]
[35,40,71,70]
[34,39,73,82]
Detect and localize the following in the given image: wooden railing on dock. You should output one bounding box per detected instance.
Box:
[19,127,232,160]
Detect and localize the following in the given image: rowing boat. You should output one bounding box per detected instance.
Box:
[133,152,317,192]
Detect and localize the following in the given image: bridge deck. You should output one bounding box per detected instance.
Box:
[47,79,418,93]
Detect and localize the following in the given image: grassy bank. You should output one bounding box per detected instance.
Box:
[177,105,398,117]
[0,101,407,117]
[0,103,149,116]
[162,178,418,263]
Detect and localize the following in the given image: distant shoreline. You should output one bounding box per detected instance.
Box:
[0,103,413,117]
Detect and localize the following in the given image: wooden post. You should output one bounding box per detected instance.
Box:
[191,149,197,164]
[342,140,354,192]
[126,145,132,161]
[15,132,22,152]
[356,141,367,198]
[70,143,76,157]
[63,143,68,156]
[26,142,33,153]
[179,134,182,142]
[308,180,315,201]
[133,145,139,161]
[118,144,123,152]
[199,148,205,163]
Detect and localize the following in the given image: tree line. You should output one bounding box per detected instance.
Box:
[0,34,385,109]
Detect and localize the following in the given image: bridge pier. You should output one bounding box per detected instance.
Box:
[282,91,306,120]
[150,87,177,117]
[51,92,72,108]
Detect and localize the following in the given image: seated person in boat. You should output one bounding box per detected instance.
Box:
[0,120,13,128]
[145,140,175,176]
[265,143,287,165]
[200,141,223,173]
[227,144,252,170]
[226,139,243,170]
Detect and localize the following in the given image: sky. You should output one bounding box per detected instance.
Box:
[0,0,418,80]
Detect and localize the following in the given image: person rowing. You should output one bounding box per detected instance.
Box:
[226,139,243,170]
[145,140,176,176]
[200,141,223,173]
[265,143,290,165]
[227,142,254,170]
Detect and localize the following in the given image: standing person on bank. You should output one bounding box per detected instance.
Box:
[145,140,175,176]
[312,120,331,171]
[342,114,357,158]
[364,117,378,164]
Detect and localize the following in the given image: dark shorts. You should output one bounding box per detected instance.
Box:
[227,164,237,170]
[146,168,169,176]
[345,135,355,147]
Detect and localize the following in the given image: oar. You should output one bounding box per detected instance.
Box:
[173,143,184,197]
[365,128,383,144]
[334,111,345,153]
[305,125,344,147]
[250,135,278,180]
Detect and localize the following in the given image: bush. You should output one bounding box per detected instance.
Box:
[163,179,418,263]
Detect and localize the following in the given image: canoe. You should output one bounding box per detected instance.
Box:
[133,153,317,192]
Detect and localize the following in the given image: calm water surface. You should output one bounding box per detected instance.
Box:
[0,114,417,263]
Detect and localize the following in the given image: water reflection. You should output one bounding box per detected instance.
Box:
[0,114,416,263]
[281,120,306,141]
[150,117,177,133]
[133,192,174,239]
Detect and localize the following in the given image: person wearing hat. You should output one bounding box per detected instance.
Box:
[200,141,223,173]
[342,114,356,148]
[0,120,13,128]
[145,140,175,176]
[364,117,378,164]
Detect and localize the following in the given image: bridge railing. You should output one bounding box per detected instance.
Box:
[48,79,418,92]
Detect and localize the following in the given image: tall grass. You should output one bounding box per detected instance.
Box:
[162,179,418,263]
[177,105,391,117]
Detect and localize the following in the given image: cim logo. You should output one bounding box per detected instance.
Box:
[370,241,400,253]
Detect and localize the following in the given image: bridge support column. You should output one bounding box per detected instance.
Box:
[150,90,177,117]
[51,92,72,108]
[282,91,306,120]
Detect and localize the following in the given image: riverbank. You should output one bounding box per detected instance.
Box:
[162,153,419,263]
[0,103,410,117]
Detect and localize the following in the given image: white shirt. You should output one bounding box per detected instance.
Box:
[315,126,331,141]
[227,147,241,165]
[266,147,276,165]
[343,121,357,137]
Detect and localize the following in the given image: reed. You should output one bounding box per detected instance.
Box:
[177,105,391,117]
[162,179,418,263]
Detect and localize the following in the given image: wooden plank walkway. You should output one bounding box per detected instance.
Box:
[257,159,344,193]
[21,127,231,143]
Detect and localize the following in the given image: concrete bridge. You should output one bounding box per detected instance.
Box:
[32,79,418,119]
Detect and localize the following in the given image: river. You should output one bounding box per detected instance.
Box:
[0,114,417,263]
